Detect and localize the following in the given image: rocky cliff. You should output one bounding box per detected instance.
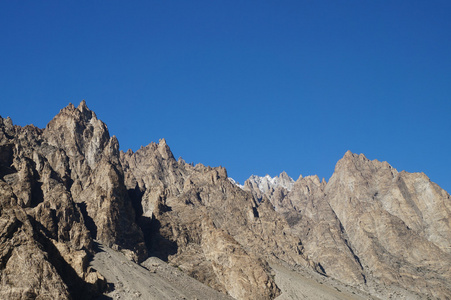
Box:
[1,101,450,300]
[119,140,311,299]
[244,152,451,299]
[0,102,147,299]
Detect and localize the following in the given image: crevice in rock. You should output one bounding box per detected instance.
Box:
[139,216,178,261]
[30,181,44,208]
[316,262,327,275]
[251,206,259,218]
[77,202,98,239]
[127,184,144,222]
[0,144,15,179]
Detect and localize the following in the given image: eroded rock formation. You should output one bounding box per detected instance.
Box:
[0,102,146,299]
[244,151,451,299]
[1,101,450,299]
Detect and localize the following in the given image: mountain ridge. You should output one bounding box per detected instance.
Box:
[0,101,450,299]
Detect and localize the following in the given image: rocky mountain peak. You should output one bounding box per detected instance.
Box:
[279,171,291,181]
[0,115,14,139]
[341,150,369,164]
[334,150,398,179]
[157,138,174,160]
[44,101,110,167]
[1,104,451,300]
[244,172,295,195]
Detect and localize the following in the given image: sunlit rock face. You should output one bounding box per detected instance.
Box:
[120,142,309,300]
[244,150,451,299]
[0,102,145,299]
[43,101,147,261]
[1,101,450,300]
[325,151,451,299]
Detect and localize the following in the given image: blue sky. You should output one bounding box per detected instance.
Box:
[1,1,450,192]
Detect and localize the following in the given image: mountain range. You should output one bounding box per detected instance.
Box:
[0,101,450,299]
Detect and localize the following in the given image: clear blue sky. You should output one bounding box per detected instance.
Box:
[1,1,450,193]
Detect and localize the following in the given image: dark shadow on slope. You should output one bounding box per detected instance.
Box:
[29,216,105,300]
[126,184,177,261]
[77,202,98,239]
[127,185,144,222]
[30,181,44,208]
[138,216,178,261]
[0,144,15,179]
[92,241,106,254]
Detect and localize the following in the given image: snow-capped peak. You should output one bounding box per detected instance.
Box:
[228,177,244,189]
[247,172,295,193]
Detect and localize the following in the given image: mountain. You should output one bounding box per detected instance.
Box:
[0,101,450,299]
[243,152,451,299]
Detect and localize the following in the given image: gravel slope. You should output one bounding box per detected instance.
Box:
[272,263,378,300]
[91,242,379,300]
[91,242,233,300]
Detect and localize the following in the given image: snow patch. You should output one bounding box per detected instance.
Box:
[228,177,244,189]
[248,172,295,193]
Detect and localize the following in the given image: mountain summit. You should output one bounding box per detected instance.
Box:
[0,102,450,299]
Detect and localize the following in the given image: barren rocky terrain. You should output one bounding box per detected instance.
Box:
[1,101,450,299]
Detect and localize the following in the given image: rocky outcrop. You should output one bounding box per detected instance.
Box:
[244,151,451,299]
[0,112,104,299]
[2,101,450,300]
[325,151,451,299]
[120,141,313,299]
[43,101,147,261]
[0,102,147,299]
[243,172,295,201]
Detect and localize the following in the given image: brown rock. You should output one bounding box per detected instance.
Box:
[120,142,313,299]
[325,151,451,299]
[3,102,451,300]
[244,152,451,299]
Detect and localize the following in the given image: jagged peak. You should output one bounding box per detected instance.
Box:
[44,101,110,167]
[304,175,321,185]
[341,151,370,163]
[279,171,291,180]
[245,172,295,193]
[2,116,13,126]
[51,100,98,126]
[335,151,397,176]
[78,100,97,119]
[129,139,175,162]
[228,177,244,189]
[77,99,88,110]
[343,150,363,160]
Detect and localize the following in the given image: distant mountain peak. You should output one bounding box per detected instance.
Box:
[244,172,295,193]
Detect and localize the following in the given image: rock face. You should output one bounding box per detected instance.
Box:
[1,101,450,300]
[326,152,451,298]
[0,102,145,299]
[43,102,147,262]
[120,141,312,299]
[244,151,451,299]
[244,172,295,201]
